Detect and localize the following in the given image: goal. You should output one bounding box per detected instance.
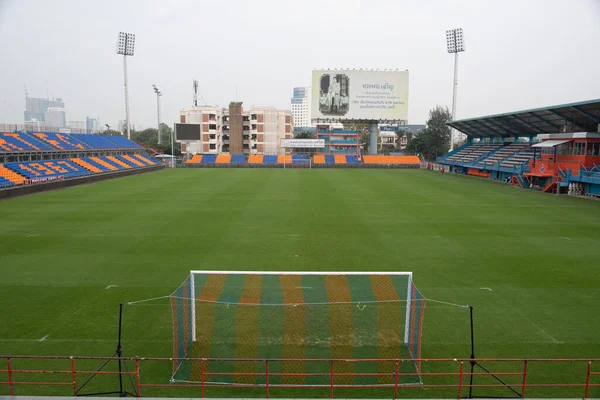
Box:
[170,271,426,386]
[283,156,311,169]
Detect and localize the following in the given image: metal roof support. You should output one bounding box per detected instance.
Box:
[569,106,600,123]
[506,115,547,135]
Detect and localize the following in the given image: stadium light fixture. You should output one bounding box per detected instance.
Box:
[152,84,162,144]
[446,28,466,151]
[116,32,135,139]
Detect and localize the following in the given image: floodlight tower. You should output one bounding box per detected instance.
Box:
[446,28,465,151]
[116,32,135,139]
[152,84,162,144]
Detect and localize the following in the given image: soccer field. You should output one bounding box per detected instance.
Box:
[1,168,599,398]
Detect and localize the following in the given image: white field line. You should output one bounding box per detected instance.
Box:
[38,334,49,342]
[519,313,562,344]
[479,287,493,292]
[105,284,119,289]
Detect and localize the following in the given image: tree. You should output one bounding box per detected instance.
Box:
[423,105,451,159]
[294,131,316,139]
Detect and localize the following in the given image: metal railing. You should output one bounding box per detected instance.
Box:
[1,355,599,398]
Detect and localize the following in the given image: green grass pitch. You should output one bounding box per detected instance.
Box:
[0,168,599,398]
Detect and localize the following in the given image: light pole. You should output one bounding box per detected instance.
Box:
[116,32,135,139]
[446,28,465,151]
[152,84,162,144]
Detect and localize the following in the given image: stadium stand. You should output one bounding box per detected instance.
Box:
[363,155,421,165]
[334,155,346,164]
[89,157,119,171]
[292,154,308,164]
[0,176,14,188]
[5,160,92,179]
[101,135,143,149]
[32,132,92,150]
[216,154,231,164]
[230,154,246,164]
[71,134,121,149]
[248,155,264,164]
[106,156,132,169]
[263,155,278,164]
[444,143,501,165]
[186,155,202,164]
[313,155,325,165]
[0,132,54,151]
[71,158,103,173]
[277,155,292,164]
[346,155,358,164]
[0,165,26,185]
[134,154,158,165]
[201,154,217,164]
[325,155,335,164]
[121,154,147,167]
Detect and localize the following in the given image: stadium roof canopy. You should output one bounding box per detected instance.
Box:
[448,99,600,138]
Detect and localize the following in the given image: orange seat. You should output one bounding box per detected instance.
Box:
[71,158,102,173]
[216,154,231,164]
[334,155,346,164]
[122,154,146,167]
[0,165,27,185]
[186,155,203,164]
[106,156,131,169]
[248,155,264,164]
[90,157,119,171]
[313,155,325,164]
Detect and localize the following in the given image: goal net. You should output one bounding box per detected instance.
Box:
[170,271,426,386]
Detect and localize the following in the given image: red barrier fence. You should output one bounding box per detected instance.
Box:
[1,356,599,398]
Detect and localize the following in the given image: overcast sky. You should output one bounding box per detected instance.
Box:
[0,0,599,129]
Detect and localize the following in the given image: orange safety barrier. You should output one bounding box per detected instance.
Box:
[0,355,598,398]
[248,155,264,164]
[334,155,346,164]
[216,154,231,164]
[363,155,420,165]
[121,155,146,167]
[89,157,119,171]
[71,158,102,174]
[186,155,202,164]
[467,168,491,178]
[0,165,27,185]
[278,155,292,164]
[314,155,325,164]
[106,156,132,169]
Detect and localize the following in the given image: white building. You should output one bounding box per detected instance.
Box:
[290,87,312,128]
[179,103,293,156]
[45,107,66,128]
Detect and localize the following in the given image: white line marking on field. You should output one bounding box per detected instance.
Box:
[38,334,49,342]
[521,314,562,344]
[479,287,493,292]
[296,286,312,289]
[27,235,38,238]
[105,285,118,289]
[560,236,571,240]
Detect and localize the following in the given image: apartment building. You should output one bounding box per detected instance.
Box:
[179,103,293,155]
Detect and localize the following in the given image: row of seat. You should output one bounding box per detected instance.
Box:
[185,154,420,166]
[186,154,310,165]
[0,131,142,153]
[0,154,157,186]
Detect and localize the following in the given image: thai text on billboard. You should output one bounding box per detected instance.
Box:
[281,139,325,148]
[311,70,409,121]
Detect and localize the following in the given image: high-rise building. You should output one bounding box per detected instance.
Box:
[179,103,293,155]
[86,117,99,132]
[290,87,312,128]
[24,96,65,123]
[45,107,66,128]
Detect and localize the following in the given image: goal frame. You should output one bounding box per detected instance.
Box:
[283,158,312,169]
[187,270,413,344]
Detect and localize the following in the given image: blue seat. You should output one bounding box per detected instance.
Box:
[292,155,308,164]
[0,176,14,188]
[230,154,246,164]
[32,132,92,150]
[71,134,121,149]
[81,157,112,172]
[0,132,54,152]
[346,156,358,164]
[263,155,278,164]
[325,155,335,164]
[114,155,139,168]
[201,154,217,164]
[97,156,125,170]
[5,160,91,179]
[102,135,143,149]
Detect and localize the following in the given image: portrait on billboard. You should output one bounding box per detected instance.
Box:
[318,74,349,116]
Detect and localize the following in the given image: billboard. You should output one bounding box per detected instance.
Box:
[175,123,201,141]
[311,70,408,122]
[281,138,325,148]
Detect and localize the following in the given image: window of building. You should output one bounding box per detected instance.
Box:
[209,124,217,130]
[209,144,216,150]
[573,142,585,155]
[587,142,600,156]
